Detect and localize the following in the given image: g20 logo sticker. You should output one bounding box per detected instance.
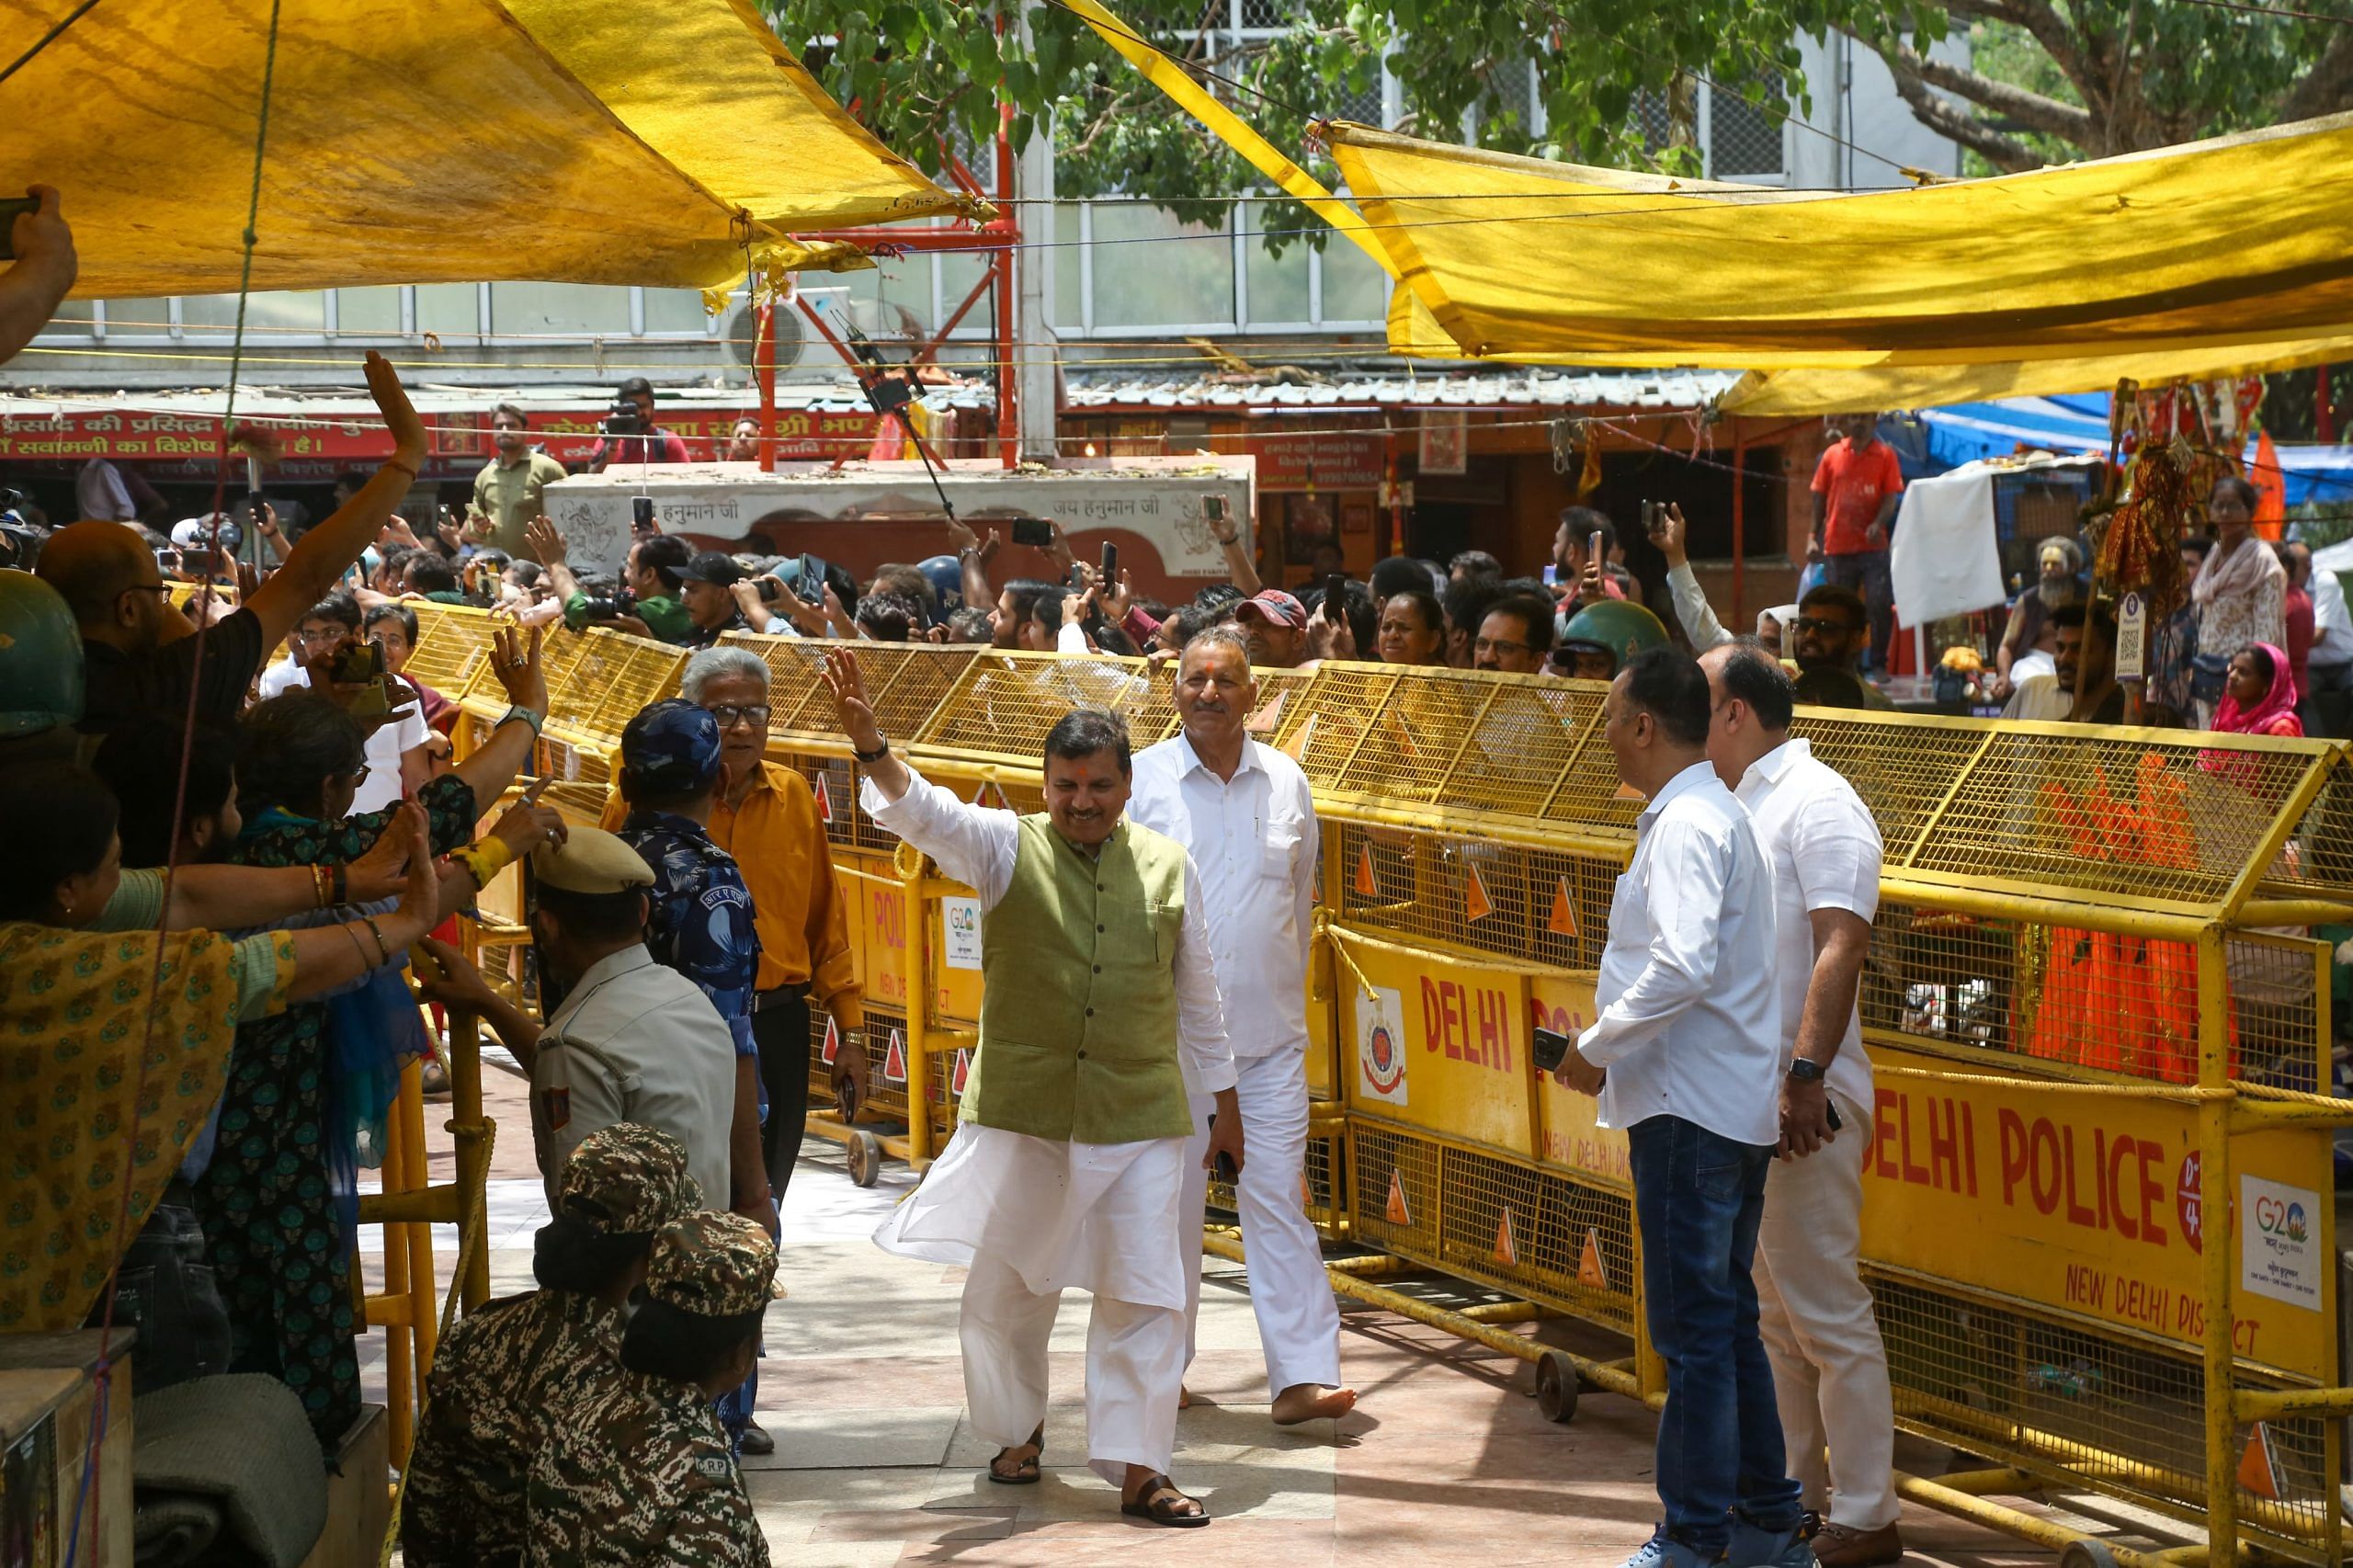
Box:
[2255,1193,2309,1245]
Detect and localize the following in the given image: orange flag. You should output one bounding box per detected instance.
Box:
[1548,876,1579,937]
[2251,430,2288,540]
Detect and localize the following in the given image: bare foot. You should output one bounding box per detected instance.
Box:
[1270,1382,1358,1425]
[1178,1384,1193,1411]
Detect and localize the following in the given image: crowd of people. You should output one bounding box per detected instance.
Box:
[0,183,2330,1568]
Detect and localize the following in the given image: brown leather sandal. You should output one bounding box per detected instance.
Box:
[1120,1472,1210,1528]
[987,1423,1044,1484]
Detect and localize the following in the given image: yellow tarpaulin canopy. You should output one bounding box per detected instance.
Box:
[1328,116,2353,369]
[1,0,983,299]
[1718,335,2353,415]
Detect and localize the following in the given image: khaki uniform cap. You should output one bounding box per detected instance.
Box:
[533,825,656,894]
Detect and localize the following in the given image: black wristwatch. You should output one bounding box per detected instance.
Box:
[1786,1058,1826,1085]
[853,736,891,764]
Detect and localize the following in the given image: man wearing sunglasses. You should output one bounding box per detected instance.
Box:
[1788,586,1893,711]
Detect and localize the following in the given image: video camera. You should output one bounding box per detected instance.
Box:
[603,395,653,437]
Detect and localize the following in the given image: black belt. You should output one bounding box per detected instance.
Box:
[750,983,811,1015]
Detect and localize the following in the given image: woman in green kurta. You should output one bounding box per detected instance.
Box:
[198,630,550,1446]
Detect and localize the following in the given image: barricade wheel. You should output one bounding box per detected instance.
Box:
[1534,1350,1579,1425]
[2057,1541,2118,1568]
[848,1131,883,1187]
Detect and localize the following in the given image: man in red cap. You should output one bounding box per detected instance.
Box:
[1233,589,1311,669]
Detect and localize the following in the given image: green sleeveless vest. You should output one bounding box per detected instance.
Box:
[964,813,1192,1144]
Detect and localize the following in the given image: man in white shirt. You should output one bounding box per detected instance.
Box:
[1699,643,1899,1568]
[1128,627,1356,1427]
[255,590,431,813]
[1552,647,1806,1568]
[2289,541,2352,735]
[819,649,1245,1528]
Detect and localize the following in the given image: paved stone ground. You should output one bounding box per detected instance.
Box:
[357,1058,2177,1566]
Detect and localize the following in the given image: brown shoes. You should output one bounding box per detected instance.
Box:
[1809,1521,1903,1568]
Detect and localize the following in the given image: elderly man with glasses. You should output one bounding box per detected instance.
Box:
[603,646,864,1207]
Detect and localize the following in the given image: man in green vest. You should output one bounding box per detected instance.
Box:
[819,648,1244,1528]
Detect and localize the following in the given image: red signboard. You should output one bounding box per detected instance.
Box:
[1248,432,1387,491]
[0,405,879,465]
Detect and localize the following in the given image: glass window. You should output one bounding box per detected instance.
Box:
[1088,202,1234,331]
[335,287,404,335]
[1244,230,1310,325]
[643,289,711,335]
[489,282,631,335]
[1053,205,1081,330]
[416,283,478,337]
[1318,238,1389,324]
[1711,79,1787,178]
[100,301,169,337]
[938,243,991,335]
[181,291,326,334]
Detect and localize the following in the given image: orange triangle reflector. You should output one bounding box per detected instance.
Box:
[1281,712,1317,762]
[1548,876,1579,937]
[812,772,835,823]
[1493,1208,1518,1266]
[881,1028,908,1085]
[820,1016,841,1065]
[1464,862,1495,924]
[2240,1422,2283,1500]
[1614,780,1646,801]
[951,1048,971,1096]
[1385,1170,1412,1227]
[1355,843,1380,899]
[1577,1229,1609,1290]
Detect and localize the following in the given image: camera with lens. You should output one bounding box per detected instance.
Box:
[603,395,651,437]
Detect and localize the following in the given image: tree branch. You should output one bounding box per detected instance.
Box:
[1881,54,2042,172]
[2278,24,2353,125]
[1888,42,2096,145]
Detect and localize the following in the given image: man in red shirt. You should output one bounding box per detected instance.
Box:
[1808,414,1904,676]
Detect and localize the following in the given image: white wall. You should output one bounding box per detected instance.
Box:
[1785,31,1970,190]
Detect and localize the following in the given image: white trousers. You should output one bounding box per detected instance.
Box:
[960,1252,1188,1485]
[1752,1090,1900,1531]
[1180,1050,1343,1395]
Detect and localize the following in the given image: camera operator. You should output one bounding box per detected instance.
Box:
[528,514,694,644]
[585,377,691,473]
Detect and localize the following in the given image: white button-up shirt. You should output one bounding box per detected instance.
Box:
[861,764,1236,1095]
[2311,565,2353,669]
[1577,760,1781,1145]
[1734,738,1883,1118]
[1126,733,1318,1064]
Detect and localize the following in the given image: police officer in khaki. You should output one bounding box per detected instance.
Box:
[527,1210,778,1566]
[416,827,742,1229]
[820,648,1245,1528]
[401,1123,702,1568]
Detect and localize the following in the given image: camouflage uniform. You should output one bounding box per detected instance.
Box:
[402,1127,701,1568]
[525,1212,777,1568]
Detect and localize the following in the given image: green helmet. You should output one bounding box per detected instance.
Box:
[1559,599,1670,676]
[0,571,85,738]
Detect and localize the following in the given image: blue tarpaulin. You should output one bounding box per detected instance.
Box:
[1914,395,2353,507]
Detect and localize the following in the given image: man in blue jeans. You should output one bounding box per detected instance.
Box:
[1552,648,1811,1568]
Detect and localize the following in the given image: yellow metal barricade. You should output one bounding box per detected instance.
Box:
[404,604,2353,1565]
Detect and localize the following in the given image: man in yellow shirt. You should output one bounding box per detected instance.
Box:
[603,645,863,1196]
[472,403,569,559]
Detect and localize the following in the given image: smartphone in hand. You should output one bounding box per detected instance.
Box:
[1011,517,1055,549]
[1099,540,1118,585]
[1531,1027,1573,1074]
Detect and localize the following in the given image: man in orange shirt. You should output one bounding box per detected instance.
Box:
[604,645,864,1199]
[1808,413,1904,678]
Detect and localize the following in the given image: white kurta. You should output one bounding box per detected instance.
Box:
[862,767,1233,1483]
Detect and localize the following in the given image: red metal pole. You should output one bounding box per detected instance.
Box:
[994,104,1019,470]
[756,299,778,472]
[1731,430,1747,627]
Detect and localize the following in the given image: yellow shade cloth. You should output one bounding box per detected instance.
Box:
[1717,334,2353,416]
[1327,115,2353,368]
[0,0,982,300]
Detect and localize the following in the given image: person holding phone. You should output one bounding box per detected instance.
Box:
[1694,643,1896,1567]
[820,648,1243,1528]
[1129,626,1357,1428]
[1552,649,1804,1568]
